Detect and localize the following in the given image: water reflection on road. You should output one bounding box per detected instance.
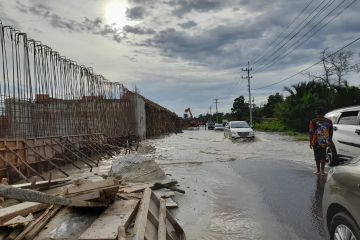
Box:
[145,129,329,240]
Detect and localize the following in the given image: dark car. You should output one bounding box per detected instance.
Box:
[322,156,360,240]
[207,121,215,130]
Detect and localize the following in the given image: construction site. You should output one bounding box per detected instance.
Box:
[0,21,185,240]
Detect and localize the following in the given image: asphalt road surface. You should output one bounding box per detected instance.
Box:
[145,129,330,240]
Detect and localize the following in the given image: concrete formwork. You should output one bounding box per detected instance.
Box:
[0,134,107,183]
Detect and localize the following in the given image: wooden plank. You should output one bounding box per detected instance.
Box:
[0,178,8,208]
[119,180,178,194]
[11,177,71,189]
[0,154,29,183]
[66,178,118,194]
[117,192,143,200]
[153,190,175,199]
[0,185,108,208]
[158,198,167,240]
[133,188,152,240]
[6,228,23,240]
[166,209,186,240]
[56,139,97,165]
[148,197,159,220]
[51,139,94,169]
[119,184,149,194]
[71,191,101,201]
[0,202,48,225]
[68,185,120,201]
[144,218,157,240]
[45,143,81,169]
[117,226,128,240]
[5,146,46,181]
[78,199,139,240]
[22,143,69,177]
[14,205,62,240]
[164,198,178,209]
[1,214,34,227]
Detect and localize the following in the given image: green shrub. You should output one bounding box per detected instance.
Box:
[254,119,308,141]
[254,119,289,132]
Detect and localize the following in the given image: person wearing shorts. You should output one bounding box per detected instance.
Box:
[309,108,333,176]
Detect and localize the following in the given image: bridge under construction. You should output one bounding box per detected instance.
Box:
[0,21,182,182]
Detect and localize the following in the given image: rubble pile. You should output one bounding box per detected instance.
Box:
[0,156,186,240]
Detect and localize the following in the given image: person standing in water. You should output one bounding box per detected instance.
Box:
[309,108,333,176]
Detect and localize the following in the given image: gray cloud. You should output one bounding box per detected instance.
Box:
[129,0,154,4]
[0,2,20,28]
[126,6,146,20]
[178,20,197,29]
[17,2,78,30]
[123,25,155,35]
[16,2,126,43]
[142,23,262,69]
[7,0,360,115]
[167,0,224,17]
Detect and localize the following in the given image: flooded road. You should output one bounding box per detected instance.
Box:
[145,129,329,240]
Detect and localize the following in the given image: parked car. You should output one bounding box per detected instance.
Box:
[325,106,360,165]
[224,121,254,138]
[322,156,360,240]
[214,123,224,131]
[207,121,215,130]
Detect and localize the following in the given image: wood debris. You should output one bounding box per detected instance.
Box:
[78,199,139,240]
[0,202,48,225]
[0,176,186,240]
[133,188,185,240]
[1,214,34,227]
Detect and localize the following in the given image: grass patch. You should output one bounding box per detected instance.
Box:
[254,119,308,141]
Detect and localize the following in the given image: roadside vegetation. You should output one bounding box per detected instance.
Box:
[198,49,360,138]
[253,119,308,141]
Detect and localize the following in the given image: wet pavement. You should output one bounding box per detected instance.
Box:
[144,129,329,240]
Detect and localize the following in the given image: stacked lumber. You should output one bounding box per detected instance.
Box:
[132,188,186,240]
[0,178,119,239]
[118,180,185,209]
[0,178,186,240]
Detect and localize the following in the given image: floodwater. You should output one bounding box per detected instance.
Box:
[144,129,329,240]
[42,129,329,239]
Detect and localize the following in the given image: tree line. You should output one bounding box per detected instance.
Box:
[199,49,360,132]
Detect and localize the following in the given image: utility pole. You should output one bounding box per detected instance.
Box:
[213,98,219,123]
[242,61,253,126]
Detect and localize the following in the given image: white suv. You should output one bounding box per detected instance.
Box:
[325,106,360,165]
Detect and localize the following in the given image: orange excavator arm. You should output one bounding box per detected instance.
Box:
[184,108,193,118]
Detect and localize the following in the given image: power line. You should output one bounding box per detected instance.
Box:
[255,0,341,71]
[255,0,355,73]
[254,0,329,67]
[252,35,360,90]
[252,0,316,64]
[220,75,248,103]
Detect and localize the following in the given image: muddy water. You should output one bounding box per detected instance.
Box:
[144,129,328,240]
[45,129,325,239]
[145,129,314,165]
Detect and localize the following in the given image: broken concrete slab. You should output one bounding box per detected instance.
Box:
[108,154,165,183]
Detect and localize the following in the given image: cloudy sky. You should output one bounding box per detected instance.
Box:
[1,0,359,116]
